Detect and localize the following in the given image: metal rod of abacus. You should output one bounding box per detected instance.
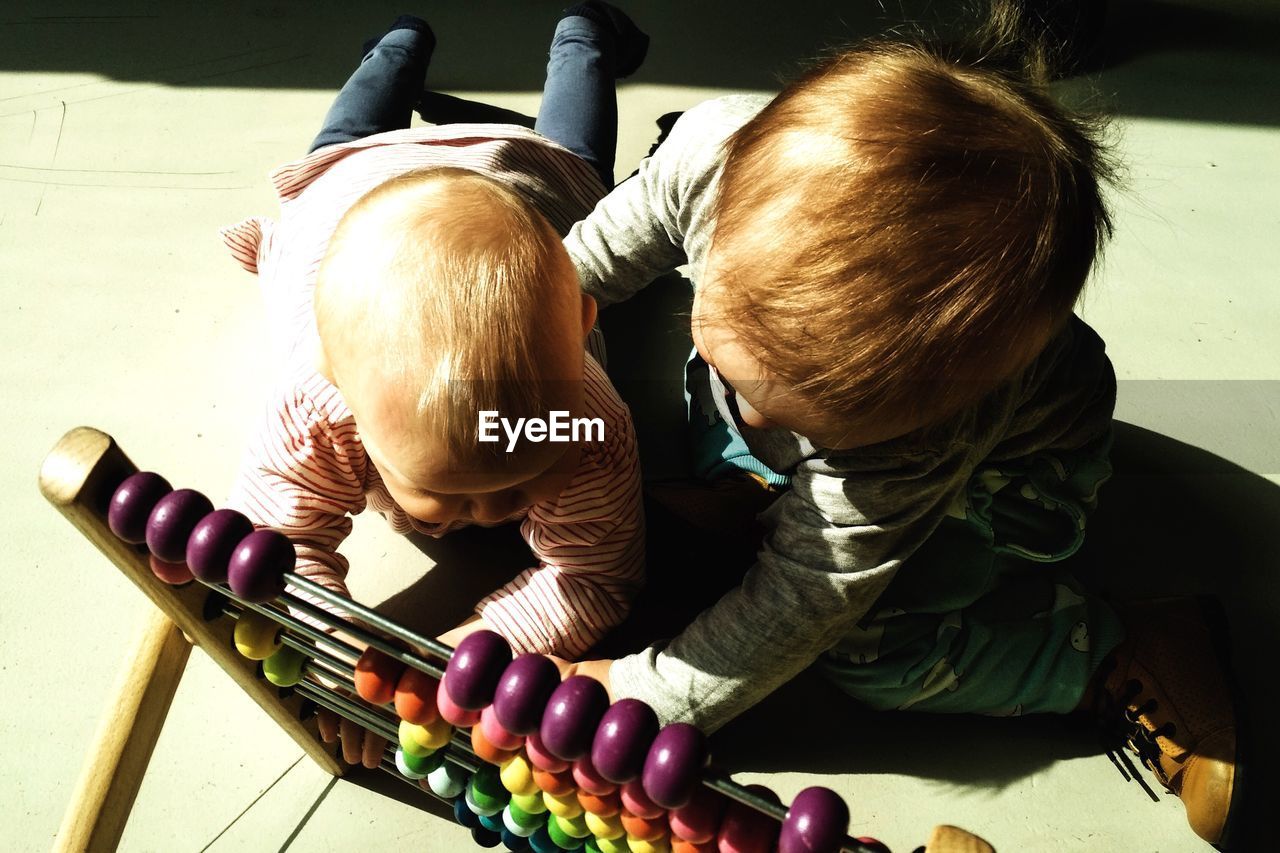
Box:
[294,680,399,741]
[284,572,455,661]
[278,632,358,681]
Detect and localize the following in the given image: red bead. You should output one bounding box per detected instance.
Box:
[716,785,780,853]
[149,555,193,585]
[395,667,440,725]
[525,731,570,772]
[354,647,404,706]
[572,756,617,796]
[621,779,664,819]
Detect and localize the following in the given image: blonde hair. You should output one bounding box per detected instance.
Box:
[315,168,579,472]
[709,12,1116,432]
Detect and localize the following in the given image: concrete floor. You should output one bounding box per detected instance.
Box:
[4,1,1278,851]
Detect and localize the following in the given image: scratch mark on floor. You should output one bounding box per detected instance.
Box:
[0,163,234,176]
[276,775,340,853]
[52,99,66,162]
[197,754,305,853]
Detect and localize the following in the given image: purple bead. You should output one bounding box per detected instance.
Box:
[591,698,659,784]
[641,722,708,809]
[778,787,850,853]
[108,472,172,544]
[227,528,293,602]
[186,509,254,583]
[492,654,560,735]
[539,675,609,761]
[445,631,513,710]
[145,488,214,563]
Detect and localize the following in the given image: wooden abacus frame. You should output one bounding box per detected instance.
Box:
[39,426,994,853]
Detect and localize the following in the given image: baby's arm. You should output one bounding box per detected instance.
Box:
[227,381,368,623]
[476,387,645,658]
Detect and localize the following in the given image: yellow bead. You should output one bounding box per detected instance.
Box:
[501,754,539,797]
[511,791,547,815]
[627,835,671,853]
[544,789,584,819]
[416,715,453,749]
[586,810,626,840]
[596,836,629,853]
[553,812,591,839]
[398,720,436,758]
[233,611,282,660]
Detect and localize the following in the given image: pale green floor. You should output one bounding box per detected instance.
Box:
[3,2,1278,851]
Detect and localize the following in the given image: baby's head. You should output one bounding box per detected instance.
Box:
[315,168,596,525]
[696,29,1115,449]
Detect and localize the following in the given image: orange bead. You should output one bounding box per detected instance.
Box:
[533,766,577,797]
[354,647,405,706]
[394,667,440,725]
[470,720,518,765]
[672,839,717,853]
[578,789,621,817]
[621,808,669,842]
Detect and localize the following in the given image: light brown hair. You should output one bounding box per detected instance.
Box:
[708,14,1116,433]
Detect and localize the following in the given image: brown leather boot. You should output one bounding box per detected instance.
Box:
[1088,597,1243,847]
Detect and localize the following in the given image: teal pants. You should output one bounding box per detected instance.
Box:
[687,350,1124,716]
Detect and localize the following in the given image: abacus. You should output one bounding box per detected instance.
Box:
[40,427,994,853]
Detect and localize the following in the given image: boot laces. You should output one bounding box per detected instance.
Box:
[1094,668,1172,803]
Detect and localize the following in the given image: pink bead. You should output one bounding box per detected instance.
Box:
[716,785,780,853]
[436,674,482,727]
[670,788,726,844]
[572,756,618,796]
[621,778,665,820]
[525,731,571,772]
[480,705,525,751]
[149,554,193,585]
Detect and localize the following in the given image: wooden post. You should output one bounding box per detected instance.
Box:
[51,610,191,853]
[925,824,997,853]
[40,427,345,851]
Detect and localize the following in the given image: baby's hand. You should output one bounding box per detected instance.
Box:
[547,656,615,700]
[317,699,388,768]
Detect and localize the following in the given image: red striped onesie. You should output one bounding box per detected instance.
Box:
[220,125,644,658]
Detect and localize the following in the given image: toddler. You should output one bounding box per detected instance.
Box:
[562,11,1240,846]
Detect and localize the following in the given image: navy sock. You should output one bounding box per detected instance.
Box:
[562,1,649,78]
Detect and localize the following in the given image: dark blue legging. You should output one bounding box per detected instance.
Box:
[308,17,618,188]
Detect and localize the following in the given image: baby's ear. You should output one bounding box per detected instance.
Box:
[580,293,598,339]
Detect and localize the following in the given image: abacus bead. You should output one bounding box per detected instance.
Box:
[715,786,780,853]
[455,797,482,828]
[621,779,664,820]
[554,813,591,839]
[472,827,503,848]
[526,732,570,772]
[578,789,621,817]
[437,676,484,727]
[642,723,708,809]
[233,611,282,660]
[591,699,659,784]
[669,788,725,844]
[482,705,527,751]
[502,828,532,851]
[149,555,193,585]
[540,676,609,761]
[494,654,562,735]
[481,812,507,833]
[628,836,672,853]
[511,790,548,815]
[472,719,520,765]
[146,489,214,563]
[399,719,442,757]
[528,828,560,853]
[403,716,453,751]
[672,840,718,853]
[396,748,428,779]
[571,756,616,796]
[473,765,510,802]
[109,472,172,544]
[228,529,292,602]
[403,748,445,776]
[354,647,405,706]
[505,802,543,833]
[263,645,306,687]
[621,809,669,842]
[395,666,441,725]
[594,836,628,853]
[468,786,504,817]
[777,787,849,853]
[446,631,513,710]
[545,817,580,850]
[544,790,583,819]
[501,753,540,797]
[855,839,891,853]
[585,810,625,839]
[186,509,253,583]
[429,762,469,799]
[532,766,576,797]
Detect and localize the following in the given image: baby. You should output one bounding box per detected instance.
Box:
[562,10,1240,847]
[222,5,649,764]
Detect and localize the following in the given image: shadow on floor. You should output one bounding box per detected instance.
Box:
[3,1,1279,127]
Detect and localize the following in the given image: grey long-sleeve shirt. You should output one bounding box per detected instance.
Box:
[564,95,1116,732]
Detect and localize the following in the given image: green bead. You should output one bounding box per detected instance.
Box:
[469,778,509,813]
[472,763,506,798]
[262,646,306,687]
[553,813,590,839]
[402,748,444,775]
[507,801,545,830]
[546,816,577,850]
[512,791,548,814]
[584,841,602,853]
[594,836,627,853]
